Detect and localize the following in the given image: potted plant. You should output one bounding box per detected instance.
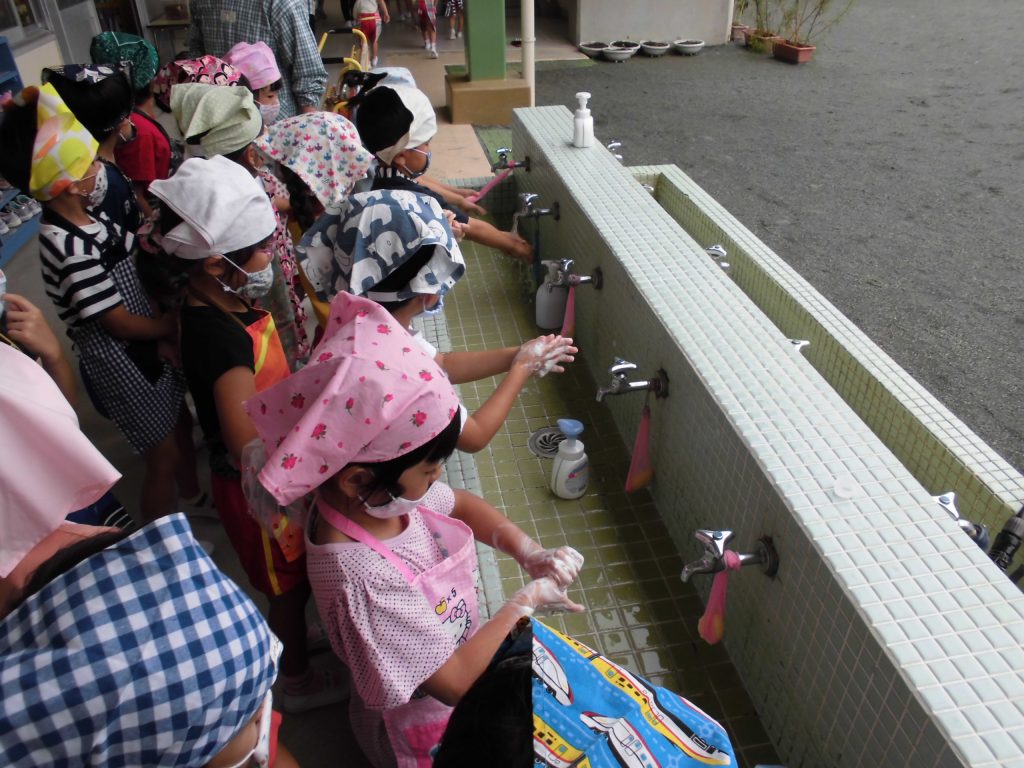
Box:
[744,0,782,53]
[731,0,751,42]
[773,0,855,63]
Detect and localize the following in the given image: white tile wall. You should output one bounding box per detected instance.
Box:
[512,105,1024,768]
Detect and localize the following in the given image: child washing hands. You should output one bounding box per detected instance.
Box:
[300,188,576,452]
[246,293,584,767]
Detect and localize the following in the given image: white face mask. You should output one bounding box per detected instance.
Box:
[258,101,281,125]
[88,165,108,208]
[363,487,431,519]
[420,293,445,317]
[218,254,275,300]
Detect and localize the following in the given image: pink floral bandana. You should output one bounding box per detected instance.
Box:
[254,112,372,209]
[153,55,244,112]
[246,293,458,505]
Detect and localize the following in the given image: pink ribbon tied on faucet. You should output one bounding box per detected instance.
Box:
[697,550,742,645]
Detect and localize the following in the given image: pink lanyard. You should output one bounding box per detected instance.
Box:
[315,496,418,584]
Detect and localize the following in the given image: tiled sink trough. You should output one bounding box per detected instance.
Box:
[454,105,1024,768]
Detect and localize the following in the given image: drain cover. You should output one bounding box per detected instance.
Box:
[527,426,565,459]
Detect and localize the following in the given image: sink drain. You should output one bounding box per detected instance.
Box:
[527,426,565,459]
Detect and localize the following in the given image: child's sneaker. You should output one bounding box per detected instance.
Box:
[306,619,332,653]
[280,666,350,713]
[0,218,9,236]
[429,45,439,59]
[1,208,21,228]
[449,28,456,39]
[457,30,462,38]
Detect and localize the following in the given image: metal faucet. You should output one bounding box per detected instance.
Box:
[512,192,560,236]
[679,529,779,583]
[705,244,730,271]
[595,358,668,402]
[491,147,530,173]
[550,258,603,289]
[606,140,623,163]
[933,492,990,550]
[789,339,810,353]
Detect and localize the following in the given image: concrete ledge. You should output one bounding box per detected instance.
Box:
[631,163,1024,564]
[445,73,531,125]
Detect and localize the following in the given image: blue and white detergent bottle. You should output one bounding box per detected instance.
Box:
[551,418,589,499]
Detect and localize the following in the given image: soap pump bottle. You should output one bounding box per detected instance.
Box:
[572,91,594,148]
[536,260,569,330]
[551,418,589,499]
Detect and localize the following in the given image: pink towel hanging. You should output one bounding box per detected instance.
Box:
[624,404,653,492]
[697,550,742,645]
[560,286,576,338]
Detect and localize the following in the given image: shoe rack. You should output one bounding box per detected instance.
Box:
[0,36,40,268]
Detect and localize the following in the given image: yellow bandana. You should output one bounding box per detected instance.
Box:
[29,83,98,201]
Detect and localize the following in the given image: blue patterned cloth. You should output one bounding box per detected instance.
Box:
[299,188,465,303]
[533,621,737,767]
[0,514,279,767]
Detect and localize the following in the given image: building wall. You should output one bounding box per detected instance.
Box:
[13,34,61,86]
[574,0,731,45]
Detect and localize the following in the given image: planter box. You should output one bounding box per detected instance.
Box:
[744,29,781,53]
[731,23,749,43]
[772,39,816,63]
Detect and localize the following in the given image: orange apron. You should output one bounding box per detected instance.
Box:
[246,311,304,563]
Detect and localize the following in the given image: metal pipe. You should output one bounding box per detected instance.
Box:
[522,0,536,107]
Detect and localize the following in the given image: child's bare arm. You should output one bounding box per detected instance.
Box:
[454,336,575,453]
[97,304,176,341]
[213,367,259,463]
[463,217,533,263]
[423,491,583,704]
[378,0,390,20]
[437,346,517,384]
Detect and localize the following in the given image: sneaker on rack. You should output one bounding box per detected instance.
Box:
[10,200,33,222]
[14,195,41,217]
[0,208,21,229]
[0,218,9,236]
[280,666,350,714]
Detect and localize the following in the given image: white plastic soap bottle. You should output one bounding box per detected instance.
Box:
[551,418,589,499]
[572,92,594,148]
[535,260,569,330]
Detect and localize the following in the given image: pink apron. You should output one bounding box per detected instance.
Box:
[318,500,480,767]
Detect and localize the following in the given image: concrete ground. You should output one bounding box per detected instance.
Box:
[533,0,1024,477]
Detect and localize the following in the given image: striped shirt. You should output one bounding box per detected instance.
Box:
[187,0,327,119]
[38,216,134,327]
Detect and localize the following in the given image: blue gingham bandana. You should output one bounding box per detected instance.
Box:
[0,514,279,767]
[298,188,464,303]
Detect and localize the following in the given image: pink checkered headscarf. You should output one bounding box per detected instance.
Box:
[246,294,459,505]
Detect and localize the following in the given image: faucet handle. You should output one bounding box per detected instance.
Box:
[933,491,960,521]
[606,140,622,151]
[518,192,539,212]
[496,146,512,159]
[695,529,733,558]
[608,357,637,377]
[558,258,575,274]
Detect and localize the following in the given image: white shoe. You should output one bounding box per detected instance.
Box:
[423,39,429,48]
[449,28,456,39]
[0,218,9,236]
[429,46,439,59]
[0,209,21,228]
[457,30,462,38]
[371,56,378,67]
